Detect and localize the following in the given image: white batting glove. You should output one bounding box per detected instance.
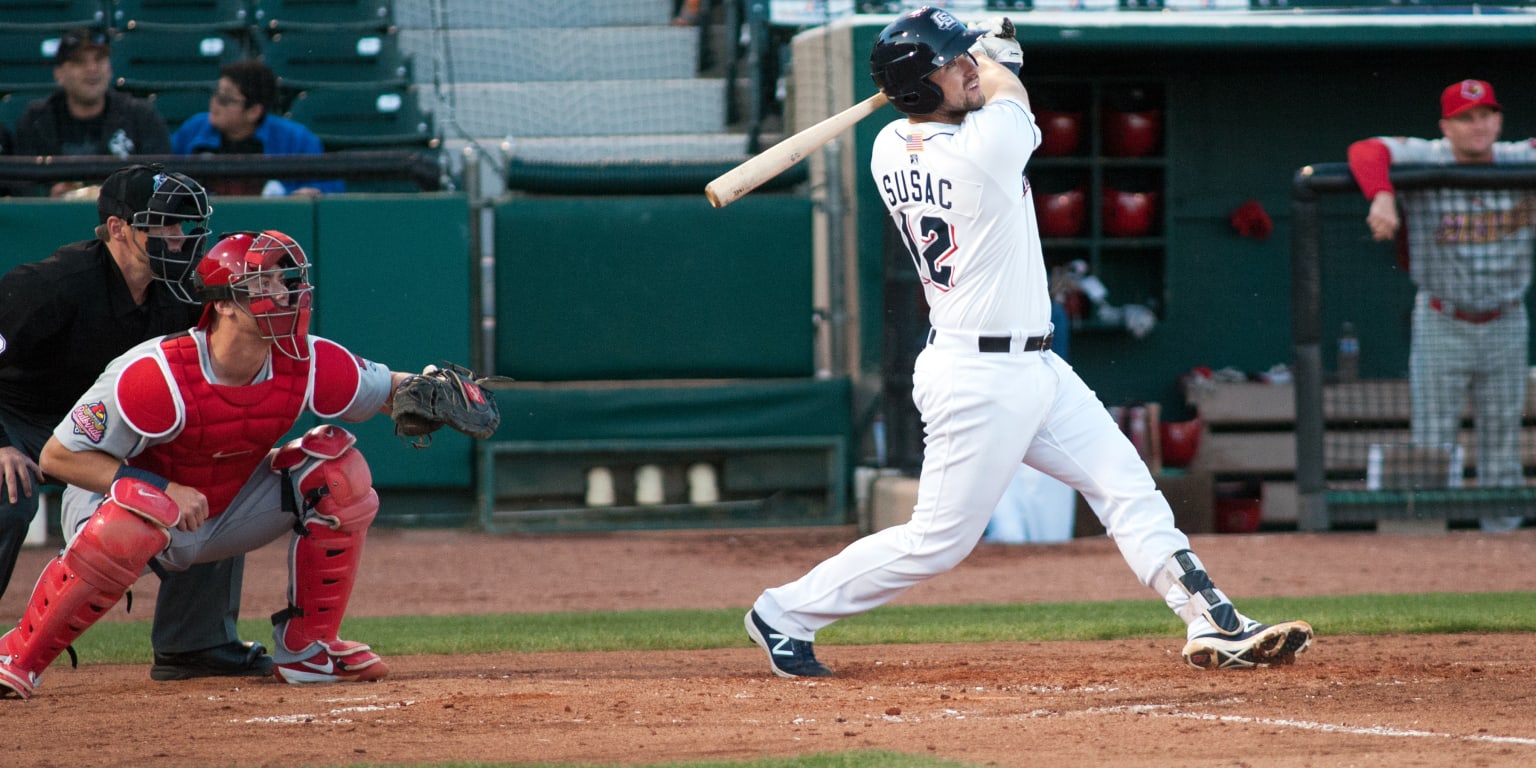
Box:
[967,17,1022,73]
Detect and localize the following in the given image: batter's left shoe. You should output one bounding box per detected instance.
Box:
[1183,619,1313,670]
[745,610,833,678]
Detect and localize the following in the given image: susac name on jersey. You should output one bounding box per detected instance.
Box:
[880,168,956,210]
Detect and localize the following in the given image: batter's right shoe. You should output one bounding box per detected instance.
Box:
[1182,619,1313,670]
[745,609,833,678]
[272,639,389,684]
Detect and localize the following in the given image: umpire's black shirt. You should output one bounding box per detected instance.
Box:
[0,239,201,448]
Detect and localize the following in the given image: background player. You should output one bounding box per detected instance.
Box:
[0,230,494,699]
[1348,80,1536,533]
[745,7,1312,677]
[0,164,272,681]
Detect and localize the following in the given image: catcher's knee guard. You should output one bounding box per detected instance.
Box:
[1151,549,1243,636]
[271,427,378,656]
[0,479,175,697]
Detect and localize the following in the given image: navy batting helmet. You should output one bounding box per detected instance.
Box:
[869,6,982,116]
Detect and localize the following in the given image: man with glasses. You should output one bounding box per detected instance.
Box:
[172,60,342,197]
[0,164,275,682]
[13,29,173,198]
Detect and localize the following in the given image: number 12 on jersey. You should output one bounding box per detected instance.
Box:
[896,213,958,291]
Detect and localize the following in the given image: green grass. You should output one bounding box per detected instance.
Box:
[70,591,1536,665]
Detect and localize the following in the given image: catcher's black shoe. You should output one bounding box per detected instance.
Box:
[745,609,833,678]
[151,640,276,681]
[1182,619,1313,670]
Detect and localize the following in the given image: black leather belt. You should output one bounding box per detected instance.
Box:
[928,330,1053,353]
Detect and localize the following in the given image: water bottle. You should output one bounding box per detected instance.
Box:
[1338,322,1359,383]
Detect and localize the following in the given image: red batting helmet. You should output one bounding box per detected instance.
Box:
[1102,188,1158,238]
[1034,110,1083,157]
[195,230,314,360]
[1103,109,1163,158]
[1035,186,1086,238]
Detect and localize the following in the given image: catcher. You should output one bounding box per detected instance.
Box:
[0,230,499,699]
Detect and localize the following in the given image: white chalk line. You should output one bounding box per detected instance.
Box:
[1075,702,1536,746]
[237,697,416,725]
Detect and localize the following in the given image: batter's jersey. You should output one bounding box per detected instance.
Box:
[1375,136,1536,309]
[869,93,1050,333]
[54,329,394,514]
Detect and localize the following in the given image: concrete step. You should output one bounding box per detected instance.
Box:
[399,27,698,84]
[502,133,750,164]
[395,0,671,29]
[421,79,725,138]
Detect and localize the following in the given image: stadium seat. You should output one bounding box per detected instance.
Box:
[285,83,433,150]
[0,0,106,31]
[109,0,251,32]
[0,28,76,91]
[251,0,392,31]
[121,83,215,129]
[110,25,249,92]
[0,86,55,129]
[259,26,409,90]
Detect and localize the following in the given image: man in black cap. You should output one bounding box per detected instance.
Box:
[13,29,172,197]
[0,164,274,681]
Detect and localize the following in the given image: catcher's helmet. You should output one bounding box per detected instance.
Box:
[195,230,314,360]
[869,6,982,115]
[99,164,213,303]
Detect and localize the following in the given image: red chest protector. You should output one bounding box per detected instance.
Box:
[118,334,311,516]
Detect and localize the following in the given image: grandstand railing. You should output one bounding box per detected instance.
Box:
[0,151,444,191]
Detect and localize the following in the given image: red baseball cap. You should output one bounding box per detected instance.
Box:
[1441,79,1501,119]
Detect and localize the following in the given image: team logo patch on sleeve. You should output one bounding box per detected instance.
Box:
[71,402,109,443]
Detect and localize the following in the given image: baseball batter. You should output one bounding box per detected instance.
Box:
[1348,79,1536,533]
[746,7,1312,677]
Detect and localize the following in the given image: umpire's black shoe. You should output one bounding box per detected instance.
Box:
[745,609,833,678]
[151,640,276,681]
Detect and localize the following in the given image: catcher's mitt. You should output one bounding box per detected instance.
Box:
[391,362,503,447]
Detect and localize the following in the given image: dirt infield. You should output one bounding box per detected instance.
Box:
[4,527,1535,767]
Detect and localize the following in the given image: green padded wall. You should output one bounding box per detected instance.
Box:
[494,195,816,381]
[312,194,474,489]
[0,199,97,275]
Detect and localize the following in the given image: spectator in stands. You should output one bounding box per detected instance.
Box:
[13,28,173,198]
[1347,79,1536,533]
[172,60,343,197]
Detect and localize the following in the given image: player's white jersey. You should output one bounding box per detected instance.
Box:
[870,93,1050,333]
[1380,136,1536,308]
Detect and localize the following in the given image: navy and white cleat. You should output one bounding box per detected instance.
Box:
[1183,619,1313,670]
[745,609,833,678]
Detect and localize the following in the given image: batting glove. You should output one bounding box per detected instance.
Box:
[968,17,1022,75]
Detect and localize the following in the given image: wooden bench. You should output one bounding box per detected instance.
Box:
[1187,379,1536,526]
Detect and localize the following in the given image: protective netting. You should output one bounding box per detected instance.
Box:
[1295,164,1536,523]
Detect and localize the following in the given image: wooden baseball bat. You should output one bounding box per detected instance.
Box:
[705,92,891,209]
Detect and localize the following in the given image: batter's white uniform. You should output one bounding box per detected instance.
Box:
[754,89,1203,640]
